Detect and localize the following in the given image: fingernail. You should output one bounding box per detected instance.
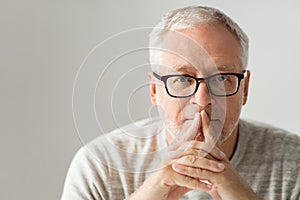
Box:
[172,164,182,172]
[200,110,205,116]
[217,163,225,170]
[219,150,226,159]
[206,184,212,189]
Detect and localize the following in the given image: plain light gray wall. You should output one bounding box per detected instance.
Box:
[1,0,299,199]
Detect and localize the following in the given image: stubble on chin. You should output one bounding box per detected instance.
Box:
[218,119,239,145]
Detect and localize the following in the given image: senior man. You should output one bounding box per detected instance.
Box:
[61,6,300,200]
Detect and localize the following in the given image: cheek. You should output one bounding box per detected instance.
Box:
[223,93,243,131]
[156,87,186,124]
[228,94,243,116]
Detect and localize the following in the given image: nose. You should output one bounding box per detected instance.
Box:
[190,81,212,107]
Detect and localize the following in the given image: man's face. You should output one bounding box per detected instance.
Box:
[150,23,250,145]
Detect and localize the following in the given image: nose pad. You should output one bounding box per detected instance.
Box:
[190,81,212,107]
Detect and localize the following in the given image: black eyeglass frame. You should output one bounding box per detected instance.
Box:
[152,70,246,98]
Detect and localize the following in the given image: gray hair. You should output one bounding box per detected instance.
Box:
[149,6,249,69]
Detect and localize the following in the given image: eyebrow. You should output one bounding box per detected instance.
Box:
[172,65,236,74]
[173,65,190,71]
[172,65,198,74]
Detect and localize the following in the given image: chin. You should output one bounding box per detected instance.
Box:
[219,124,239,144]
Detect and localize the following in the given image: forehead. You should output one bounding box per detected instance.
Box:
[156,23,241,74]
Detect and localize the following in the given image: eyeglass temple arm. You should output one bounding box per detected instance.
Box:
[152,72,162,80]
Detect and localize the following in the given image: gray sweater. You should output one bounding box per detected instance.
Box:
[61,119,300,200]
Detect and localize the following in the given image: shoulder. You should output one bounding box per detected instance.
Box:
[236,120,300,198]
[87,117,164,153]
[240,119,300,143]
[75,117,166,172]
[61,142,109,199]
[239,119,300,158]
[71,117,164,169]
[62,118,165,199]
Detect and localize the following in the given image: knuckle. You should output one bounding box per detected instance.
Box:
[206,159,217,168]
[198,149,209,158]
[198,168,210,179]
[186,155,197,164]
[187,178,195,185]
[195,167,204,176]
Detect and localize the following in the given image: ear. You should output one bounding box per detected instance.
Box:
[148,72,157,105]
[242,70,251,105]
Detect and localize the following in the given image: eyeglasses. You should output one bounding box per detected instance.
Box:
[153,70,246,98]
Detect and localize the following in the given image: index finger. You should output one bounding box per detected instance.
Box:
[201,110,222,156]
[168,112,201,151]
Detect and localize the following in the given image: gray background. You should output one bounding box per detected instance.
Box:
[1,0,299,199]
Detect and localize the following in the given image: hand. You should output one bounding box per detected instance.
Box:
[127,112,226,200]
[171,111,262,200]
[127,144,226,200]
[128,110,262,200]
[172,145,261,200]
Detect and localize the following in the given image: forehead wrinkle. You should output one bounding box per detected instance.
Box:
[173,64,190,71]
[173,64,234,72]
[165,64,237,76]
[217,65,236,72]
[173,64,200,74]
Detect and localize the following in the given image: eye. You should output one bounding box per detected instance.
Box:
[216,75,227,82]
[169,76,194,88]
[174,76,195,84]
[177,76,189,82]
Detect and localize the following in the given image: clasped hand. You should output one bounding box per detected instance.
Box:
[128,111,261,200]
